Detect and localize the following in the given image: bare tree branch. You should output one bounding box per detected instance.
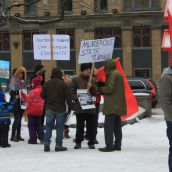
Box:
[0,0,69,24]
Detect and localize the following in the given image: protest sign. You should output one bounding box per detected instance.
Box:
[77,89,95,110]
[19,89,28,110]
[33,34,70,60]
[78,37,115,64]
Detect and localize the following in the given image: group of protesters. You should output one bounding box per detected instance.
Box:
[0,59,127,153]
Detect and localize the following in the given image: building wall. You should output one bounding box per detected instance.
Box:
[0,0,168,82]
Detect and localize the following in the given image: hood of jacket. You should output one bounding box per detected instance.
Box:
[14,67,27,80]
[104,59,116,75]
[50,68,63,79]
[162,67,172,77]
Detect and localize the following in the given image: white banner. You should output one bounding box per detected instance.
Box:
[33,34,70,60]
[78,37,115,64]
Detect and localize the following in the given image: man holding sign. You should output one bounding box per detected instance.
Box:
[70,63,96,149]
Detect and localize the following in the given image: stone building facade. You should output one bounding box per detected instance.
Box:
[0,0,168,82]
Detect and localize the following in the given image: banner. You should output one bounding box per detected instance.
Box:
[33,34,70,60]
[78,37,115,64]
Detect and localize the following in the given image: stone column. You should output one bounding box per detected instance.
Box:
[10,33,23,71]
[41,29,56,81]
[75,29,94,74]
[122,28,132,76]
[152,28,161,82]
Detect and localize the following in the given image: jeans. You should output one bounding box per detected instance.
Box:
[166,121,172,172]
[11,108,24,138]
[44,109,65,146]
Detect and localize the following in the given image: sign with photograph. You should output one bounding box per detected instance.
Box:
[33,34,70,60]
[77,89,95,110]
[78,37,115,64]
[19,89,28,110]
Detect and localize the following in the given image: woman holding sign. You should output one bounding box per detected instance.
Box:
[9,67,27,142]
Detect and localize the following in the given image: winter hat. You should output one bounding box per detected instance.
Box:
[50,68,63,79]
[80,63,92,72]
[32,75,42,86]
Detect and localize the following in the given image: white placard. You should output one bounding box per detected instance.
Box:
[78,37,115,64]
[77,89,95,110]
[65,110,75,126]
[19,89,28,110]
[33,34,70,60]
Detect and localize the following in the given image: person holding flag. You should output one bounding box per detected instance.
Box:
[98,59,127,152]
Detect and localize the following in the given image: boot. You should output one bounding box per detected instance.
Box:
[74,144,81,149]
[64,128,70,138]
[55,145,67,152]
[44,145,50,152]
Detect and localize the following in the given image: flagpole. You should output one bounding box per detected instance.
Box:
[50,33,54,66]
[88,62,95,89]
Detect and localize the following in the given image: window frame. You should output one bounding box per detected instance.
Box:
[0,32,10,51]
[23,31,39,51]
[132,26,151,47]
[133,68,151,78]
[95,27,122,48]
[123,0,160,11]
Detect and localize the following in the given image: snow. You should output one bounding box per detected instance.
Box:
[0,108,169,172]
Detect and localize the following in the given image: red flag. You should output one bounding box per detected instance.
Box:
[96,58,139,120]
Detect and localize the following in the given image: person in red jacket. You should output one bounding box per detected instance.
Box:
[21,76,45,144]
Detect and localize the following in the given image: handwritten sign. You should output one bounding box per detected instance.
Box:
[33,34,70,60]
[78,37,115,64]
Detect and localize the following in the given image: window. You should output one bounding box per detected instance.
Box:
[133,27,151,47]
[95,0,108,12]
[58,0,72,13]
[133,68,151,78]
[23,31,39,50]
[123,0,160,11]
[95,28,122,48]
[0,32,10,51]
[56,29,75,49]
[24,0,37,16]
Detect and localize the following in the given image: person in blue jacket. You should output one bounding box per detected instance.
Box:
[0,84,16,148]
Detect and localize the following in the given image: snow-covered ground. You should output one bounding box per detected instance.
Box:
[0,108,169,172]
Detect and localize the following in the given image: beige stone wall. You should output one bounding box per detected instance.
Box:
[73,0,94,15]
[161,0,167,11]
[10,33,23,71]
[122,29,132,76]
[75,29,94,74]
[41,29,57,81]
[10,0,24,16]
[152,29,161,82]
[108,0,122,13]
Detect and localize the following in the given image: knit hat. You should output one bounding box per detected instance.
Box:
[80,63,92,72]
[32,76,42,87]
[50,68,63,79]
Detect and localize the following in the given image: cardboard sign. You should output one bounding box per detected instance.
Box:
[77,89,95,110]
[33,34,70,60]
[78,37,115,64]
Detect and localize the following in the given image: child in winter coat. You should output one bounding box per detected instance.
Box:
[0,84,17,148]
[21,76,45,144]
